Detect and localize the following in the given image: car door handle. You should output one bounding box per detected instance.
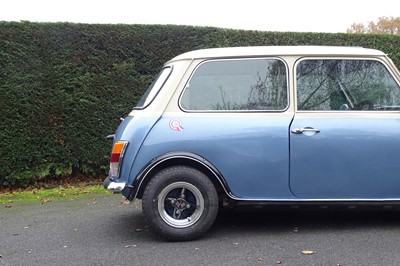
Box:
[291,128,320,134]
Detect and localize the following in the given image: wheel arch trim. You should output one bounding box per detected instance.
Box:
[128,151,234,201]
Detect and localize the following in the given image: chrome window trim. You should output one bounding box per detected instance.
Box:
[178,57,290,113]
[293,56,400,112]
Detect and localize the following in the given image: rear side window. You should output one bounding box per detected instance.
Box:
[135,67,172,109]
[296,59,400,111]
[180,59,288,111]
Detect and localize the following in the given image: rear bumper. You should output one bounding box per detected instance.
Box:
[103,176,126,192]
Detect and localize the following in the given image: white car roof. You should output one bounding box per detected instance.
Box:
[168,46,385,62]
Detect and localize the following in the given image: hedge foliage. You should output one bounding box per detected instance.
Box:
[1,21,400,187]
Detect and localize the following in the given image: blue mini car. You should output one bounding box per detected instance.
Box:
[104,46,400,241]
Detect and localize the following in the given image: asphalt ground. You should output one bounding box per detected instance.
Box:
[2,193,400,266]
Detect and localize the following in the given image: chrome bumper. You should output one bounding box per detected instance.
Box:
[103,176,126,192]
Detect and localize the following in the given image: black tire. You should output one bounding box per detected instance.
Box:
[142,166,219,241]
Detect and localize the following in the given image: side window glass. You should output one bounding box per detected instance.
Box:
[180,59,288,111]
[296,59,400,111]
[135,67,172,109]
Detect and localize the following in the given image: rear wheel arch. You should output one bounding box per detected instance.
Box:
[131,152,230,201]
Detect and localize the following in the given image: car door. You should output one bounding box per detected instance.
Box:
[289,58,400,200]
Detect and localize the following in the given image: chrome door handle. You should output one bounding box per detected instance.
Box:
[291,128,320,134]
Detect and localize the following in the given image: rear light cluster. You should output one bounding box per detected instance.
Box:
[110,141,128,178]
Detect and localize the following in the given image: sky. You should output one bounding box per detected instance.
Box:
[1,0,400,33]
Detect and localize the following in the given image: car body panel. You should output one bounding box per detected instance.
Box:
[290,113,400,199]
[134,114,294,199]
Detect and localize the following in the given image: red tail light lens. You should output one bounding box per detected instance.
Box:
[110,141,128,178]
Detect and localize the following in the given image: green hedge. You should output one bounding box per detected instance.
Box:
[1,21,400,187]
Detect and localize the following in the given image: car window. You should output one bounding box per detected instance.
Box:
[180,59,288,111]
[135,67,172,109]
[296,59,400,111]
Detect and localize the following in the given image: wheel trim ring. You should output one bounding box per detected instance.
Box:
[157,181,205,228]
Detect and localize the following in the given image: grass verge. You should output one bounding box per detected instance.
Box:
[0,185,112,205]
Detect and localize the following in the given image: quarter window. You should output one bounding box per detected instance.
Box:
[296,59,400,111]
[135,67,172,109]
[180,59,288,111]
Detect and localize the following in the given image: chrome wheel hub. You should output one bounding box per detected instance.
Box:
[158,182,204,228]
